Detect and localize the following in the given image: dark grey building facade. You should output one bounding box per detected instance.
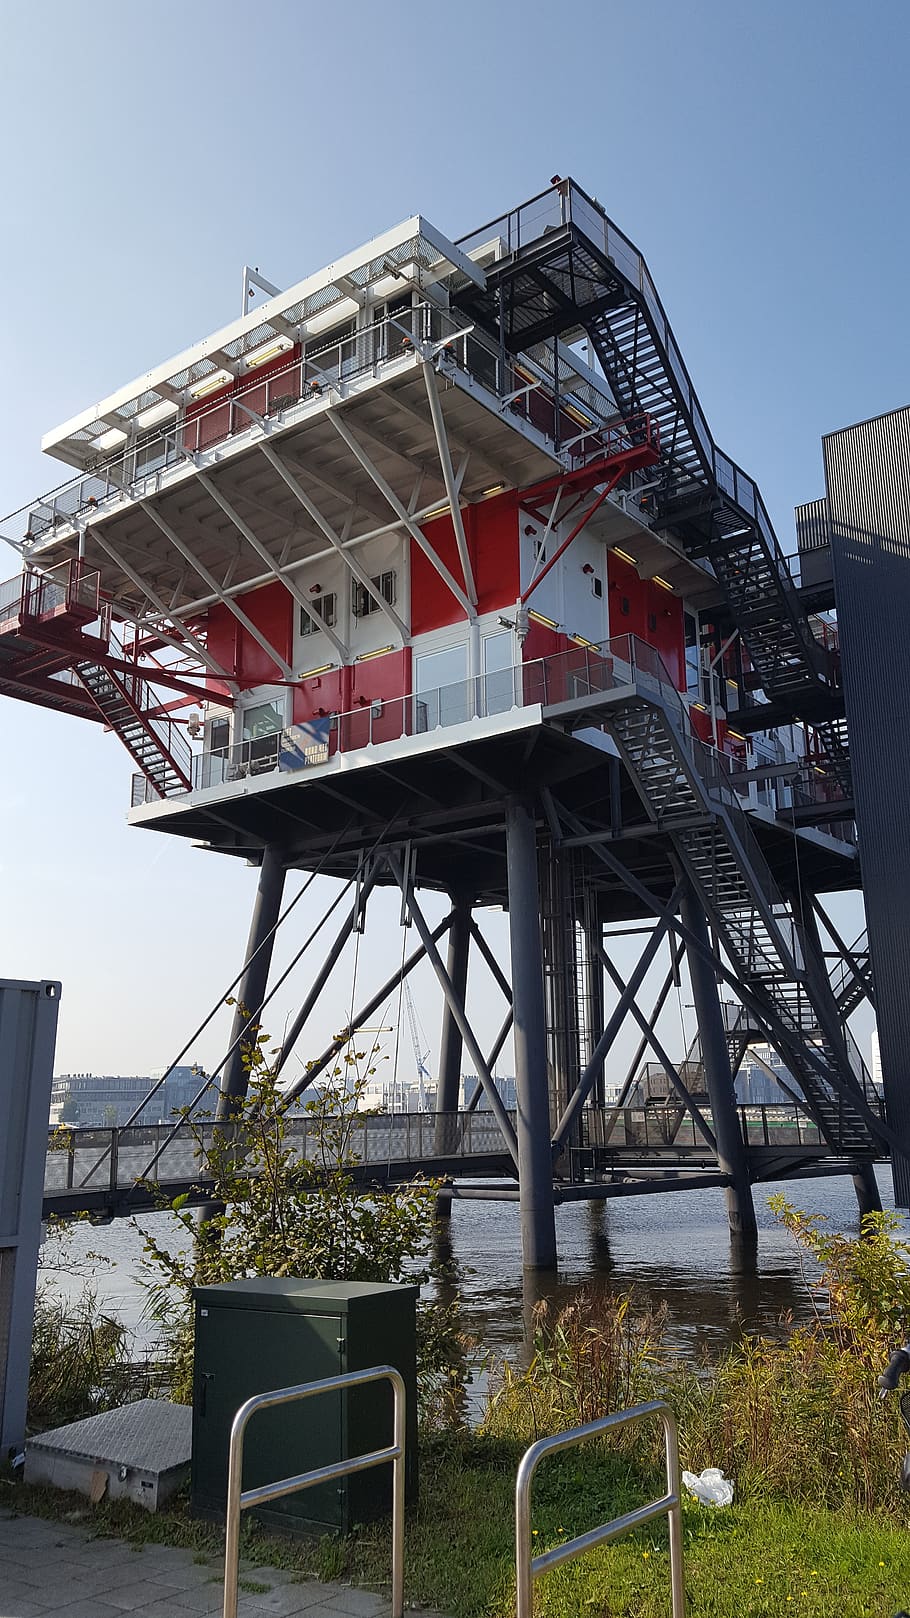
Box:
[814,405,910,1202]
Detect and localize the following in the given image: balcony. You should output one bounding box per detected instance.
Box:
[129,633,853,845]
[10,304,623,555]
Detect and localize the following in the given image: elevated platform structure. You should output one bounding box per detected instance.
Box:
[0,179,889,1268]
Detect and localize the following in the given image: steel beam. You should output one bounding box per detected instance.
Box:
[504,799,557,1269]
[280,914,452,1103]
[387,854,519,1163]
[196,470,350,660]
[274,863,379,1079]
[421,360,477,608]
[327,411,474,618]
[435,893,472,1158]
[139,499,294,678]
[553,894,681,1150]
[257,442,409,644]
[218,846,287,1116]
[597,943,717,1151]
[680,880,757,1246]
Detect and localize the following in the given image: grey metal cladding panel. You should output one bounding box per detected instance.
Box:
[824,404,910,1199]
[795,496,830,554]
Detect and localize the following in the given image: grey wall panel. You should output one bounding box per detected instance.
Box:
[0,979,60,1451]
[824,404,910,1202]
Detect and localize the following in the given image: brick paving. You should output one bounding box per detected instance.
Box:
[0,1510,416,1618]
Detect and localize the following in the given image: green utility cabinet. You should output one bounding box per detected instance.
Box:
[191,1277,418,1532]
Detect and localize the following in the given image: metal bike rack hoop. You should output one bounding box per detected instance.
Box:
[222,1364,406,1618]
[515,1398,685,1618]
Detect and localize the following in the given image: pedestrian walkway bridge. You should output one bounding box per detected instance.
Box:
[43,1102,886,1220]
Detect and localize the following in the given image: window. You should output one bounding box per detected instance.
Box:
[353,571,396,618]
[372,295,414,361]
[684,611,701,697]
[300,592,336,636]
[592,575,603,598]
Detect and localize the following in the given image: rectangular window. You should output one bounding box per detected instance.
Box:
[300,592,337,636]
[684,611,701,697]
[352,571,396,618]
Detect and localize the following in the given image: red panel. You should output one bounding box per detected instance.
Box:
[182,346,302,456]
[293,649,413,753]
[647,583,685,690]
[293,670,344,725]
[205,584,291,690]
[205,604,238,696]
[410,495,519,635]
[607,553,648,641]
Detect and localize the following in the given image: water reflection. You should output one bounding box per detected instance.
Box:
[47,1167,899,1373]
[444,1167,899,1363]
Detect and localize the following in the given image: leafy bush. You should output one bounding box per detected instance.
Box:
[140,1022,466,1425]
[480,1201,910,1511]
[678,1200,910,1509]
[29,1288,136,1432]
[482,1289,669,1444]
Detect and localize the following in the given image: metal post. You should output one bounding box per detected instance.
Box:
[680,880,757,1249]
[219,847,287,1116]
[435,892,472,1162]
[274,863,379,1078]
[505,799,557,1271]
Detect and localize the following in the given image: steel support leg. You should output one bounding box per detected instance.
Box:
[435,893,472,1170]
[219,846,287,1117]
[680,881,757,1252]
[506,799,557,1271]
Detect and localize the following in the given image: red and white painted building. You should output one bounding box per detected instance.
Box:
[0,188,834,836]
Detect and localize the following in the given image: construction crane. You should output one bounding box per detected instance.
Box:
[403,981,433,1110]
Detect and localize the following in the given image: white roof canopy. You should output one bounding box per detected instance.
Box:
[43,216,485,472]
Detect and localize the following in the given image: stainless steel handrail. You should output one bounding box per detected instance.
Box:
[222,1365,406,1618]
[515,1399,685,1618]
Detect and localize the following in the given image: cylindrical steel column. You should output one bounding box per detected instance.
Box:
[218,846,287,1117]
[680,881,758,1249]
[434,893,472,1160]
[506,799,558,1271]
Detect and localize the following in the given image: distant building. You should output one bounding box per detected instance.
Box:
[49,1066,204,1127]
[460,1074,517,1111]
[871,1029,883,1091]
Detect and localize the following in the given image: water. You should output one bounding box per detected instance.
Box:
[43,1166,901,1365]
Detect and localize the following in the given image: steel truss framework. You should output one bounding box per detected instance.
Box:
[185,776,885,1272]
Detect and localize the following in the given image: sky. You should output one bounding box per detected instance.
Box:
[0,0,906,1080]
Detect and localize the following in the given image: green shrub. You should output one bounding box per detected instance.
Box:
[140,1023,467,1425]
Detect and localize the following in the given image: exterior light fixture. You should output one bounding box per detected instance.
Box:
[298,663,335,679]
[652,575,674,592]
[357,645,394,661]
[528,609,559,630]
[612,546,636,565]
[245,339,291,370]
[422,505,450,521]
[482,484,506,497]
[571,634,600,650]
[190,370,232,399]
[727,729,746,743]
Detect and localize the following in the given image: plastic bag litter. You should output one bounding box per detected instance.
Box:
[682,1467,734,1506]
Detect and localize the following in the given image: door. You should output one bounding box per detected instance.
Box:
[413,642,469,731]
[193,1306,344,1527]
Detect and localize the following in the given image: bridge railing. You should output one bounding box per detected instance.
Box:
[581,1102,881,1152]
[43,1110,514,1200]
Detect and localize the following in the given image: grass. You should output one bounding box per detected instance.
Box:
[5,1433,910,1618]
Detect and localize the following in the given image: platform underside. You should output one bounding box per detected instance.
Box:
[130,711,859,916]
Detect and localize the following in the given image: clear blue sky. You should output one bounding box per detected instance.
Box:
[1,0,905,1076]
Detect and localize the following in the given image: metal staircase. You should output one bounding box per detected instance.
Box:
[75,644,192,798]
[456,181,849,790]
[830,926,873,1017]
[603,680,876,1154]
